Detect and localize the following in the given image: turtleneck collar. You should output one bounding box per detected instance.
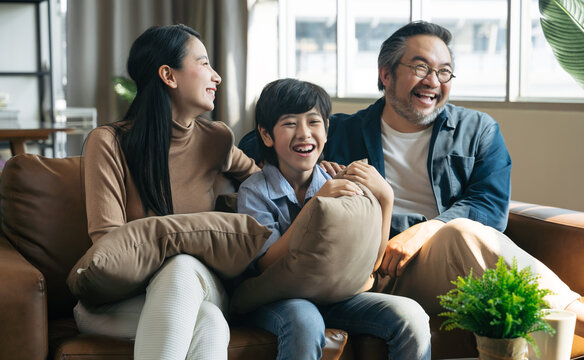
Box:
[171,118,195,141]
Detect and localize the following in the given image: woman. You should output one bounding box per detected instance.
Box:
[74,24,258,360]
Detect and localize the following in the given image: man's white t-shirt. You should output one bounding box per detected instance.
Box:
[380,118,439,219]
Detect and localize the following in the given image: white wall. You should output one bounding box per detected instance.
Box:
[477,104,584,212]
[332,99,584,212]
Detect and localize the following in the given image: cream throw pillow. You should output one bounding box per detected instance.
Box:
[231,184,383,313]
[67,212,271,306]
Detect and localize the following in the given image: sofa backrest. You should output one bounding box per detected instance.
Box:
[506,201,584,296]
[0,154,91,318]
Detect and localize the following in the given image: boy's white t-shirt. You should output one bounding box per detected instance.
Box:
[380,118,439,220]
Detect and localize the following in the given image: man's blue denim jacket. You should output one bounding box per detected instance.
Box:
[323,97,512,238]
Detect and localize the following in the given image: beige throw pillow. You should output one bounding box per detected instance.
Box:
[231,184,382,313]
[67,212,271,306]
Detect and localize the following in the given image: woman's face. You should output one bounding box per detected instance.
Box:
[170,36,222,118]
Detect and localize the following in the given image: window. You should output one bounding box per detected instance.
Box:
[342,0,409,97]
[428,0,508,98]
[273,0,584,101]
[280,0,338,94]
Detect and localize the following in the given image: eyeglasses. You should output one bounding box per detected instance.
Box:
[399,62,455,84]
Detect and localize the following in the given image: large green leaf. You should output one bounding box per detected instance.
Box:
[539,0,584,89]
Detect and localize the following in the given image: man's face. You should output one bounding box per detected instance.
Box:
[382,34,453,127]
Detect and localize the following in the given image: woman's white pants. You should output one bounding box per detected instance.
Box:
[74,254,230,360]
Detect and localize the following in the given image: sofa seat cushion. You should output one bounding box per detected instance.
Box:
[53,334,133,360]
[49,319,348,360]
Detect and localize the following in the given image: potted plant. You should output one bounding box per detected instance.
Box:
[438,257,555,360]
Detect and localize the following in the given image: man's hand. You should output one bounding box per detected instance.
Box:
[319,160,345,178]
[378,219,444,278]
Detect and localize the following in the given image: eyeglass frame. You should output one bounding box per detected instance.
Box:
[398,62,456,84]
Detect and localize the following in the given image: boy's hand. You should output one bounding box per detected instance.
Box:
[319,161,345,178]
[337,161,393,205]
[315,179,363,198]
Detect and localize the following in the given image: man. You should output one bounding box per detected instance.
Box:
[322,20,584,335]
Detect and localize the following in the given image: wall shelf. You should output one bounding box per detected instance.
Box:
[0,71,52,76]
[0,0,55,155]
[0,1,47,3]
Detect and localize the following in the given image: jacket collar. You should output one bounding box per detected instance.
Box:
[361,98,386,177]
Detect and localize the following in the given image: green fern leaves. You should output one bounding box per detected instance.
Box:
[438,257,554,350]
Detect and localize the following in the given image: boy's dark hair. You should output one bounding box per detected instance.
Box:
[255,78,331,166]
[377,21,453,91]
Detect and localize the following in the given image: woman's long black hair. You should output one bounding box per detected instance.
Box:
[114,24,200,216]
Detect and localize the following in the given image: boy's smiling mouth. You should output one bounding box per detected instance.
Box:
[292,144,315,154]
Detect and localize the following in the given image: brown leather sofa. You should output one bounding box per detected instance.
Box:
[1,153,583,360]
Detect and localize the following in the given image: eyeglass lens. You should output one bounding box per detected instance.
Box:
[415,64,452,83]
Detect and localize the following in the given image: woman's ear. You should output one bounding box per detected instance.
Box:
[158,65,177,88]
[258,126,274,147]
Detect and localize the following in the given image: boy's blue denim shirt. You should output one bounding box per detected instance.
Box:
[237,163,331,268]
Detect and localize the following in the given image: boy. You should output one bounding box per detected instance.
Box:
[237,78,431,360]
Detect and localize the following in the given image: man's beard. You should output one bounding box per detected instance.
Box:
[387,80,445,127]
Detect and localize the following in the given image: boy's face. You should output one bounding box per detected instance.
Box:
[259,107,327,180]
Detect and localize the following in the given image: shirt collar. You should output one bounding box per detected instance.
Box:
[263,163,331,205]
[437,106,454,130]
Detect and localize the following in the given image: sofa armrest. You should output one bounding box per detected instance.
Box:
[0,234,48,360]
[504,200,584,295]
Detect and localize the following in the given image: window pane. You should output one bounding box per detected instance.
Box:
[291,0,337,95]
[522,0,584,98]
[344,0,410,97]
[427,0,508,98]
[278,0,583,102]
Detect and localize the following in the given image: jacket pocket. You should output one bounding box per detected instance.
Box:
[446,155,475,196]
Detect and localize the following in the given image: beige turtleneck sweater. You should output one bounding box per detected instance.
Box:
[84,118,259,243]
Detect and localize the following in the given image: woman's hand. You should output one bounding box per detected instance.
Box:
[315,179,363,198]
